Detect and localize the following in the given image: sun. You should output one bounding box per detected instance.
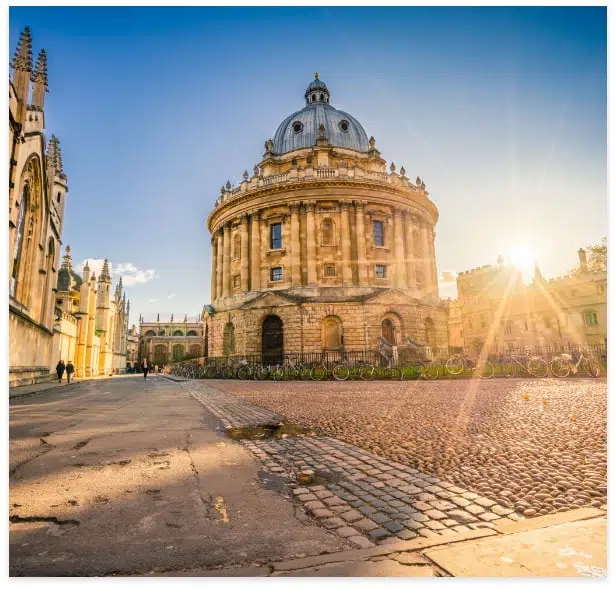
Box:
[508,246,536,278]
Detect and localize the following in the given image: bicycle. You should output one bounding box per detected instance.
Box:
[401,358,440,381]
[445,352,494,379]
[550,350,601,378]
[502,354,548,378]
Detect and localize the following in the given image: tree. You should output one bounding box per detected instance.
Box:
[571,237,606,274]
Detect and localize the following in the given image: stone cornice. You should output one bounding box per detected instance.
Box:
[208,178,438,233]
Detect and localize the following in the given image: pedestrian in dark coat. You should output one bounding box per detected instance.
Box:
[142,359,149,380]
[56,360,65,383]
[66,361,75,384]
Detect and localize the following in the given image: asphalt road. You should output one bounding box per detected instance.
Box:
[9,375,345,576]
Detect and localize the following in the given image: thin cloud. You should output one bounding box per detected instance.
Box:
[148,298,157,304]
[168,293,177,299]
[75,259,159,287]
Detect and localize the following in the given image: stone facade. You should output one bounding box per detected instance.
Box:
[449,249,607,352]
[139,315,205,365]
[204,75,448,358]
[8,28,68,386]
[53,248,129,376]
[126,325,139,370]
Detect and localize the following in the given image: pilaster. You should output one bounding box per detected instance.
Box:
[340,201,353,285]
[393,208,407,289]
[355,201,368,285]
[305,201,317,285]
[250,212,261,291]
[222,222,231,297]
[290,203,301,286]
[240,214,250,291]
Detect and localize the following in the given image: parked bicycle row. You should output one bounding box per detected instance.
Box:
[167,350,602,381]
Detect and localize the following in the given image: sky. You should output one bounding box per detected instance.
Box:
[9,6,607,323]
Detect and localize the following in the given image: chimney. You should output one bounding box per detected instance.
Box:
[578,248,588,273]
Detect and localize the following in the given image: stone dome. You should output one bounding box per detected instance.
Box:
[272,74,369,155]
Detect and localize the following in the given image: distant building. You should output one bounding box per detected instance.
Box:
[448,249,607,352]
[54,247,130,376]
[139,315,205,365]
[126,325,139,370]
[9,28,68,386]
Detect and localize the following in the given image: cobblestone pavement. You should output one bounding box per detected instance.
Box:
[183,381,521,547]
[201,378,608,518]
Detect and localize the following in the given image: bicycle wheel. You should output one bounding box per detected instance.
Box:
[422,364,439,380]
[390,366,402,380]
[502,362,515,378]
[550,358,570,378]
[477,360,495,379]
[310,364,328,381]
[332,364,350,381]
[254,365,267,380]
[583,358,601,378]
[359,365,376,381]
[445,356,464,376]
[527,357,548,378]
[237,365,252,380]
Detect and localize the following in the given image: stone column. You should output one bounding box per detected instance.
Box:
[355,201,368,285]
[260,217,269,288]
[222,221,231,297]
[305,201,317,285]
[216,229,223,301]
[240,214,249,292]
[420,219,432,295]
[429,225,439,295]
[210,235,218,301]
[405,212,417,292]
[250,212,261,291]
[290,203,301,286]
[340,201,353,286]
[393,208,407,289]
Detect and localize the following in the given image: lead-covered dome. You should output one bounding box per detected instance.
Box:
[272,74,369,155]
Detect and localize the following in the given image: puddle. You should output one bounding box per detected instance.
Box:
[226,423,311,441]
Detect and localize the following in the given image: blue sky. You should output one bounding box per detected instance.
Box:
[9,6,606,323]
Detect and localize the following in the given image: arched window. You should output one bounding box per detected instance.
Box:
[154,344,167,364]
[321,218,335,245]
[322,316,343,350]
[189,344,201,357]
[173,330,183,336]
[223,322,236,356]
[233,233,241,259]
[158,330,165,335]
[172,344,184,361]
[10,184,29,297]
[40,238,55,326]
[187,330,198,336]
[144,330,156,337]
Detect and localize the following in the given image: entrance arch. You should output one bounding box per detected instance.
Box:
[381,318,396,345]
[262,315,283,363]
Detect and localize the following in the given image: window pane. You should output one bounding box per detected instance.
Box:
[373,220,384,246]
[375,264,386,278]
[271,267,283,281]
[270,223,282,249]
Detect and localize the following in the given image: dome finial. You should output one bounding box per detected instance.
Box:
[314,72,319,79]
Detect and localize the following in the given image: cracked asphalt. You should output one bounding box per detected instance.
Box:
[9,376,347,576]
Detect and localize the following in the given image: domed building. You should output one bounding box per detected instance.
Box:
[205,74,448,360]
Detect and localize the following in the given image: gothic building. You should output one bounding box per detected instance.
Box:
[139,315,205,365]
[204,74,448,358]
[9,27,69,386]
[54,247,130,376]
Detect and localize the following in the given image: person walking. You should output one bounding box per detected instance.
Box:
[66,360,75,384]
[56,360,65,383]
[142,358,149,380]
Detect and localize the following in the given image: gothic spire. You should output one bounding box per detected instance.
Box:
[11,27,33,72]
[31,49,48,88]
[100,258,111,281]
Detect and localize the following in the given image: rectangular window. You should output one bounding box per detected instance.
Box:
[375,264,387,279]
[373,220,384,246]
[270,222,282,249]
[325,264,336,277]
[233,275,240,289]
[583,311,599,327]
[271,267,283,282]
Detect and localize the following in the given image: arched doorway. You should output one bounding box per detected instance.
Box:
[424,318,436,348]
[262,315,283,363]
[223,322,235,356]
[322,316,343,350]
[381,318,396,345]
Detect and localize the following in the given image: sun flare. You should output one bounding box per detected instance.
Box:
[508,246,536,271]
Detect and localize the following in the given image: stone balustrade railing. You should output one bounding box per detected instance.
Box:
[214,165,426,208]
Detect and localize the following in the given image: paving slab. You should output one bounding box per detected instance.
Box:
[424,517,606,577]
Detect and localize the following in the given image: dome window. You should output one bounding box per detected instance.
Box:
[339,120,350,133]
[292,121,303,134]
